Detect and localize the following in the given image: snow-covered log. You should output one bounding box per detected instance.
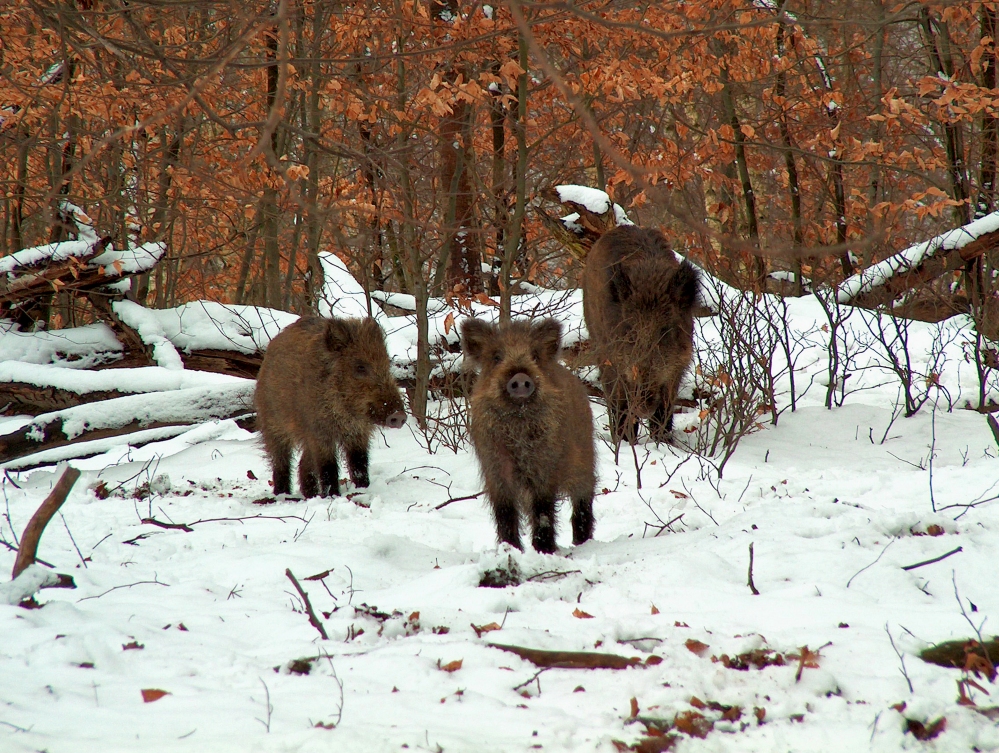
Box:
[535,185,634,260]
[1,564,75,605]
[837,211,999,307]
[0,383,253,464]
[0,362,248,415]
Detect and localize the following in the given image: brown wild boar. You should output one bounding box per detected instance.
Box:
[582,225,700,444]
[461,317,595,554]
[255,316,406,497]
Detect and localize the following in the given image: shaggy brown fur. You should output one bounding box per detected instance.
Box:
[462,318,595,553]
[255,316,405,497]
[583,225,699,443]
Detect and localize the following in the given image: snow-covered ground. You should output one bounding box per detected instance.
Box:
[1,293,998,753]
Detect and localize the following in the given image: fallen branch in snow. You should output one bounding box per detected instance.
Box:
[432,490,483,511]
[487,643,659,669]
[285,568,329,640]
[747,542,760,595]
[900,546,963,571]
[11,465,80,579]
[140,514,311,532]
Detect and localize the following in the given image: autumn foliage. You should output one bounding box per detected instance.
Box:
[1,0,998,319]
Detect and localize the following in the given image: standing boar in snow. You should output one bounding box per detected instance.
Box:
[583,225,700,444]
[255,316,406,497]
[461,318,595,554]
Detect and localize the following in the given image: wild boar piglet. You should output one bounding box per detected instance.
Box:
[462,317,596,554]
[255,316,405,497]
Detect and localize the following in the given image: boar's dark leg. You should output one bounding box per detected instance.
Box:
[298,446,320,498]
[491,496,523,551]
[266,435,293,496]
[530,495,558,554]
[318,453,340,497]
[345,444,370,488]
[650,383,680,443]
[571,496,594,545]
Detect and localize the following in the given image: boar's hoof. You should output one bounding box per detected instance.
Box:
[385,410,406,429]
[506,372,535,400]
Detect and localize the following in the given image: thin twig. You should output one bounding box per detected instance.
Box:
[60,513,88,569]
[77,577,168,602]
[846,538,896,588]
[513,667,549,693]
[885,623,914,693]
[286,568,329,640]
[748,542,760,595]
[901,546,963,571]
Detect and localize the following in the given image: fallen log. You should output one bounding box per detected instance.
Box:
[838,213,999,309]
[179,349,263,380]
[0,383,254,464]
[0,362,250,416]
[488,643,660,669]
[0,382,130,416]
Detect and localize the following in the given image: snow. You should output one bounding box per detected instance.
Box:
[317,253,374,321]
[1,278,998,751]
[556,185,612,215]
[113,300,184,370]
[92,242,166,276]
[0,240,94,275]
[0,322,123,369]
[123,302,297,354]
[0,362,245,395]
[838,210,999,303]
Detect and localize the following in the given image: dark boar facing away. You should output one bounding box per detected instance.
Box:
[583,225,700,444]
[255,316,406,497]
[461,318,595,554]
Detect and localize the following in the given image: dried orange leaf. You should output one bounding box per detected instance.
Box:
[438,659,463,673]
[573,608,594,619]
[141,689,169,703]
[685,639,709,656]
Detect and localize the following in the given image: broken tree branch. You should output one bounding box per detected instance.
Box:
[286,568,329,640]
[748,541,760,595]
[901,545,963,571]
[488,643,659,669]
[12,465,80,579]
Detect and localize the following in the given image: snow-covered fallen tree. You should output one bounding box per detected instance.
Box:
[838,210,999,308]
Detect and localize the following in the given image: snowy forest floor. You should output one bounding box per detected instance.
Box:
[2,298,999,753]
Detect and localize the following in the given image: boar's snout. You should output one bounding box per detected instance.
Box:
[384,410,406,429]
[506,372,536,401]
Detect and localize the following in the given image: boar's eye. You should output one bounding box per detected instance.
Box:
[354,361,369,377]
[491,351,503,365]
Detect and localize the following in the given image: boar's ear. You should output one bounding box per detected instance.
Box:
[608,262,631,304]
[358,317,384,342]
[666,261,700,313]
[531,318,562,361]
[460,318,494,365]
[323,318,354,352]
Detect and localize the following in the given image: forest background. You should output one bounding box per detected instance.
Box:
[1,0,997,341]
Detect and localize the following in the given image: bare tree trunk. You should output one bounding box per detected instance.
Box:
[977,3,998,219]
[499,35,529,322]
[775,23,804,296]
[719,64,763,288]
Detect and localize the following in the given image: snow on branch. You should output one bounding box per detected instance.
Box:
[837,211,999,307]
